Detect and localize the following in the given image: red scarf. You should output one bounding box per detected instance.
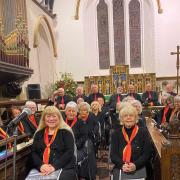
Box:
[61,96,64,105]
[162,107,169,124]
[0,127,8,139]
[29,114,38,128]
[18,122,25,134]
[122,125,139,163]
[148,92,152,99]
[117,95,120,103]
[94,94,97,101]
[43,127,58,164]
[66,117,77,128]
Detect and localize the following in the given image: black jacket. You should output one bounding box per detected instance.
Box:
[31,128,76,171]
[110,126,152,170]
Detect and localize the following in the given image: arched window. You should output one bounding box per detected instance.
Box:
[97,0,110,69]
[129,0,141,68]
[113,0,125,65]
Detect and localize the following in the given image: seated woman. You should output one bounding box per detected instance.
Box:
[23,101,40,137]
[65,101,88,162]
[78,102,99,180]
[156,95,174,126]
[29,106,76,180]
[170,95,180,121]
[110,105,152,180]
[8,106,26,136]
[131,100,146,127]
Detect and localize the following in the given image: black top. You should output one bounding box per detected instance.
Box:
[22,114,40,138]
[31,128,75,171]
[73,95,88,103]
[78,113,99,144]
[88,92,105,105]
[56,95,71,106]
[110,126,152,170]
[156,107,173,125]
[108,94,125,109]
[142,91,160,106]
[67,119,88,150]
[126,93,142,102]
[167,91,177,97]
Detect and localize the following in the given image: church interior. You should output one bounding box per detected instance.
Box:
[0,0,180,180]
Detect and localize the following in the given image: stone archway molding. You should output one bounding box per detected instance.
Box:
[33,15,57,57]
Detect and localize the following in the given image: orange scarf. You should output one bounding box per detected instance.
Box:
[43,127,58,164]
[161,107,169,124]
[29,114,38,128]
[0,127,8,139]
[18,122,25,134]
[122,125,139,163]
[66,117,77,128]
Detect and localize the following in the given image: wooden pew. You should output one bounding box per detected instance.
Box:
[146,117,180,180]
[0,135,32,180]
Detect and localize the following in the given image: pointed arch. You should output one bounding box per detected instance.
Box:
[33,15,57,57]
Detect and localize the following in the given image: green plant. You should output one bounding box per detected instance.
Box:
[52,72,78,98]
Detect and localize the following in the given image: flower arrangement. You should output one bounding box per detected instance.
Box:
[52,72,78,98]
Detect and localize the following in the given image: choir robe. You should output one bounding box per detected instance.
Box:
[126,93,142,102]
[110,126,152,170]
[78,112,99,179]
[22,113,40,138]
[167,91,177,97]
[73,95,88,103]
[142,91,160,106]
[88,92,105,105]
[156,107,173,125]
[31,128,76,179]
[56,95,71,106]
[108,94,125,110]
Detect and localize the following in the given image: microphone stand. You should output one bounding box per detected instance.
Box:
[12,126,18,180]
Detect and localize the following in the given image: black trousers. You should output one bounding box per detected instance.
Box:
[59,169,76,180]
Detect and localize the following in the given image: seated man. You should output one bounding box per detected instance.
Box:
[88,84,105,105]
[166,83,177,97]
[142,83,160,106]
[73,86,88,103]
[126,84,142,102]
[109,86,125,110]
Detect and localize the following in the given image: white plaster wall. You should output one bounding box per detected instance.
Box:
[153,0,180,77]
[22,0,56,98]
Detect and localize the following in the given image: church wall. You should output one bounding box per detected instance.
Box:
[153,0,180,78]
[21,0,56,98]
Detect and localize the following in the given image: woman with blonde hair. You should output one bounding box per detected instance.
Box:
[29,106,76,180]
[110,105,151,179]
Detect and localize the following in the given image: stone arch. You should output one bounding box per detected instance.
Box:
[33,15,57,57]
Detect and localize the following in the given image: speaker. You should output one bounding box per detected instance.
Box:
[27,84,41,99]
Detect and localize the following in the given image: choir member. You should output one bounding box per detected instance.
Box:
[30,106,76,179]
[88,84,105,105]
[55,88,71,110]
[166,83,177,97]
[131,100,146,127]
[110,105,151,180]
[156,95,174,126]
[78,102,99,180]
[22,101,40,138]
[46,90,59,107]
[109,86,125,110]
[126,84,142,102]
[73,86,88,103]
[170,95,180,121]
[142,83,160,106]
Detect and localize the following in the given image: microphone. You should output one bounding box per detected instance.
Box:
[7,108,31,127]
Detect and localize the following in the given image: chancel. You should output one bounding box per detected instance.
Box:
[0,0,180,180]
